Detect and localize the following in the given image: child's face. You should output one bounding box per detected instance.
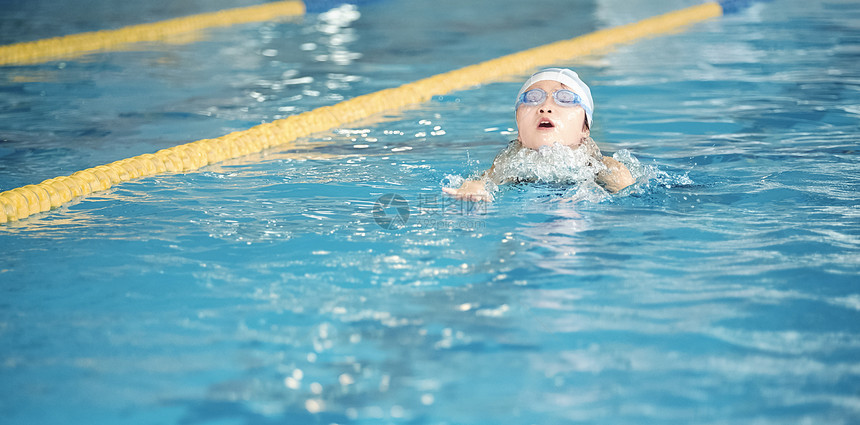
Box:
[515,80,589,150]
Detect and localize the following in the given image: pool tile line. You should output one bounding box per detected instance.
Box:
[0,1,728,224]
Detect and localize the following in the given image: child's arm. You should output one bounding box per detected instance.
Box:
[596,156,634,193]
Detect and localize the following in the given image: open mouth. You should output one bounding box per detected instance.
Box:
[538,119,555,129]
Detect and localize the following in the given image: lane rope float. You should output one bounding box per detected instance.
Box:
[0,1,306,66]
[1,1,744,224]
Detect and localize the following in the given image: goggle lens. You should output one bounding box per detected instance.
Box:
[553,89,579,105]
[517,88,582,108]
[523,89,546,104]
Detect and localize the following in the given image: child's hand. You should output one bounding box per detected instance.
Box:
[442,180,493,202]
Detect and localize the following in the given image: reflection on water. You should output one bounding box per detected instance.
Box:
[518,204,590,273]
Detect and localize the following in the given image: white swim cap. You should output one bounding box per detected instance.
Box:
[516,68,594,128]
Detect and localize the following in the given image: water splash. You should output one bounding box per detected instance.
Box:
[444,141,609,203]
[490,141,606,185]
[614,149,695,190]
[444,142,695,203]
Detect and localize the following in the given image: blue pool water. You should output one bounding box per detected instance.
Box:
[2,0,860,424]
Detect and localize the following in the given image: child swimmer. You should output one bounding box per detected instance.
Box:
[443,68,634,201]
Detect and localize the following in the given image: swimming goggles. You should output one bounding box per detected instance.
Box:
[516,88,584,109]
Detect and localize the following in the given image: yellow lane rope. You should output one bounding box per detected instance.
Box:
[0,1,724,224]
[0,1,305,66]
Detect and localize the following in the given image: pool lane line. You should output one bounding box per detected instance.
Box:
[0,1,727,224]
[0,1,306,66]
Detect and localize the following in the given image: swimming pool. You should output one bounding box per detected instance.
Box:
[2,0,859,424]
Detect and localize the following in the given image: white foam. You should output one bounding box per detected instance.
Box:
[614,149,693,189]
[490,141,606,185]
[443,141,692,202]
